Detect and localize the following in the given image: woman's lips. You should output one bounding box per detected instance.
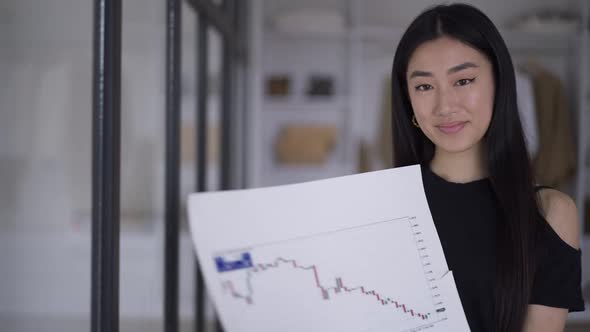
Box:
[437,121,467,134]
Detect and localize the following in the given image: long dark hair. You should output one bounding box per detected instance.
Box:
[391,4,539,331]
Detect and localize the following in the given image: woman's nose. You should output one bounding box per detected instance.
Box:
[435,87,458,117]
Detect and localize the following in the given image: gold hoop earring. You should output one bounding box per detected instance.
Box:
[412,115,420,128]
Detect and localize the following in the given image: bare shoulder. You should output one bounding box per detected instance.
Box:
[537,188,580,249]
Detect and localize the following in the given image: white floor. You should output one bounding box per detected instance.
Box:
[0,314,588,332]
[0,314,206,332]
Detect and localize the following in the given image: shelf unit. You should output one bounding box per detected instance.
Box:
[253,11,357,187]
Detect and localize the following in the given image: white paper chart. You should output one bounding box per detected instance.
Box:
[187,165,470,332]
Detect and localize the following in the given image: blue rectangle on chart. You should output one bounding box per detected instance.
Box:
[215,252,253,272]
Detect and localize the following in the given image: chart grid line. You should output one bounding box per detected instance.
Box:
[212,216,411,256]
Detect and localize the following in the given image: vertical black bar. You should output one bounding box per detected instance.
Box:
[216,2,235,331]
[91,1,122,332]
[164,0,182,331]
[194,10,208,332]
[233,0,247,189]
[220,0,234,191]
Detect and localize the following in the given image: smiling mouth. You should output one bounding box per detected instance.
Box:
[437,121,467,134]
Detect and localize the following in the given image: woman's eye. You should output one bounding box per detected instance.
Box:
[455,77,476,86]
[415,84,433,91]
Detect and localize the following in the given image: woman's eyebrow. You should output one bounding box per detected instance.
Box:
[409,62,479,79]
[447,62,478,74]
[409,70,432,79]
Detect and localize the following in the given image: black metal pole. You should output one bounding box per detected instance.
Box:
[164,0,182,331]
[187,0,233,39]
[236,0,249,189]
[214,2,236,332]
[91,0,122,332]
[194,10,209,332]
[220,0,234,193]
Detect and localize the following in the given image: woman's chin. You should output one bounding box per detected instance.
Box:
[433,138,481,155]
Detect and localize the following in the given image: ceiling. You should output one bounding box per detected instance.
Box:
[262,0,579,29]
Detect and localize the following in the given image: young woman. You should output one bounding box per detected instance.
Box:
[391,4,585,332]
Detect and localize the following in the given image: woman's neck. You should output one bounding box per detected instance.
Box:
[429,144,488,183]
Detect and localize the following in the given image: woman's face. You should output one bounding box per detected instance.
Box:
[406,36,495,155]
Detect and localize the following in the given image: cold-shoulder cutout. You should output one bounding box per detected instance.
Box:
[536,187,580,250]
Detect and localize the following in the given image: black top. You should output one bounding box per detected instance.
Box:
[420,164,585,332]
